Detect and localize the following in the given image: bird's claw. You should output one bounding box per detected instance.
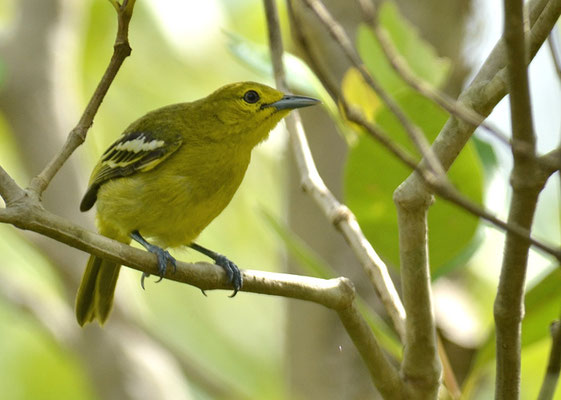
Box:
[140,246,176,289]
[214,254,243,297]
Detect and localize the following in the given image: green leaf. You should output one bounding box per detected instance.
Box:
[462,268,561,398]
[345,91,483,275]
[343,1,483,276]
[472,135,498,179]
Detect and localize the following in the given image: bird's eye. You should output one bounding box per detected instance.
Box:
[243,90,260,104]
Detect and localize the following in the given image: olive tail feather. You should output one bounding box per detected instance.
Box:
[75,255,121,326]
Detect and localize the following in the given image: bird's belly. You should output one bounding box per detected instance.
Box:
[95,164,247,248]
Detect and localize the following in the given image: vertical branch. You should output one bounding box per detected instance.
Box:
[393,181,441,398]
[537,320,561,400]
[263,0,287,92]
[494,0,542,398]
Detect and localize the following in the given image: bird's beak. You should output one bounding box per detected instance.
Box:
[264,95,320,111]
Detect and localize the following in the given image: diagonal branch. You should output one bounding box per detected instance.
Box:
[299,0,445,179]
[354,0,512,149]
[297,0,561,262]
[263,0,404,395]
[0,166,25,206]
[27,0,136,198]
[265,0,406,340]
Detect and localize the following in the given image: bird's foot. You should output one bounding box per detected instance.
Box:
[189,243,243,296]
[131,230,177,289]
[140,246,177,289]
[213,254,243,297]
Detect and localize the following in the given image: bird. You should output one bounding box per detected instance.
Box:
[75,81,320,326]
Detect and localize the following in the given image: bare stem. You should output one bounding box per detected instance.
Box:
[28,0,136,198]
[298,0,561,262]
[263,0,406,339]
[393,180,441,398]
[493,0,548,398]
[299,0,445,179]
[0,166,25,206]
[354,0,512,149]
[262,0,404,393]
[537,320,561,400]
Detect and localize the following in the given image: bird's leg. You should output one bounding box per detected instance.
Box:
[189,243,243,297]
[130,230,177,289]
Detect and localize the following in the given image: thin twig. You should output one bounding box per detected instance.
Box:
[343,100,561,262]
[28,0,136,198]
[548,30,561,79]
[337,303,403,397]
[537,320,561,400]
[264,0,407,339]
[299,0,446,179]
[298,0,561,262]
[494,0,540,397]
[437,334,461,400]
[0,166,25,206]
[287,111,408,339]
[263,0,404,394]
[354,0,512,148]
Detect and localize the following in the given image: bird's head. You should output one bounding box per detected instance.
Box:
[201,81,319,146]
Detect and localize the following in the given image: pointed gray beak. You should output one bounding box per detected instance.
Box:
[264,94,320,111]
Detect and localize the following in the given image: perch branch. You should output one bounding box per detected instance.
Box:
[0,195,355,310]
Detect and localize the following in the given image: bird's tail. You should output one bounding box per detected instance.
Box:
[75,254,122,326]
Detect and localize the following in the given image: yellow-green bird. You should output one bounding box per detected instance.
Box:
[76,81,319,326]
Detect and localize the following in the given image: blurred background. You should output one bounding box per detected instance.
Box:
[0,0,559,399]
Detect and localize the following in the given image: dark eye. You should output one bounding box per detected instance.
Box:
[243,90,260,104]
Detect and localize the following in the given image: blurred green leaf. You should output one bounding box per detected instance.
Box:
[522,268,561,348]
[343,1,483,275]
[472,135,498,179]
[344,91,483,275]
[0,304,95,400]
[462,268,561,398]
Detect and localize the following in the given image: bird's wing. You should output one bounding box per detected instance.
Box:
[80,130,183,211]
